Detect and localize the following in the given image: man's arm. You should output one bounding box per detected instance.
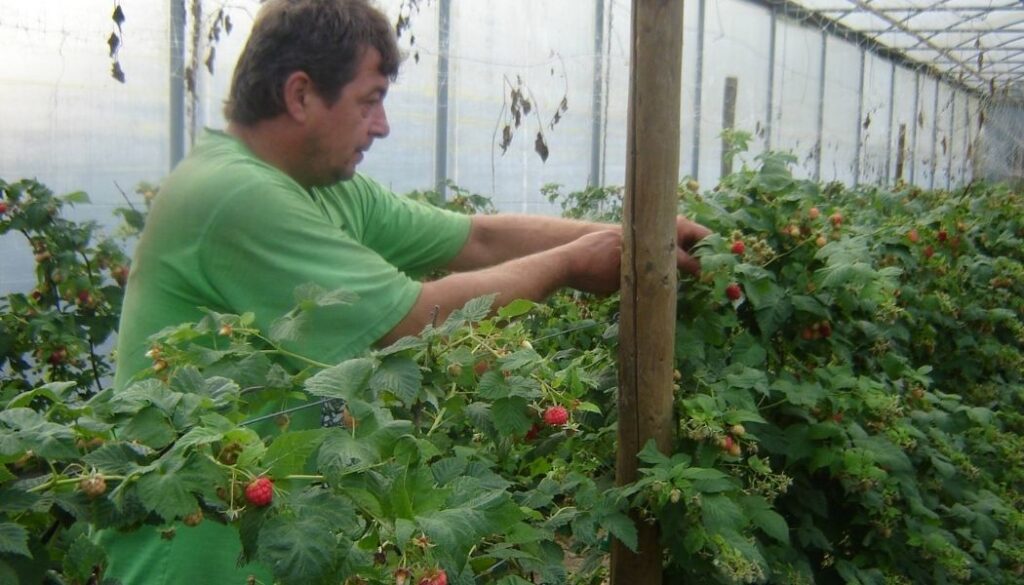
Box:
[377,229,622,345]
[445,214,610,271]
[449,213,711,274]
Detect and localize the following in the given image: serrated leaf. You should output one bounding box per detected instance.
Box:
[416,490,519,567]
[293,282,358,308]
[135,460,201,522]
[601,512,638,552]
[262,429,327,477]
[431,457,469,486]
[0,488,44,514]
[369,356,422,406]
[121,406,176,449]
[376,335,426,357]
[0,408,78,460]
[0,522,30,557]
[269,311,309,343]
[441,294,496,331]
[82,442,149,475]
[701,494,747,536]
[62,533,106,582]
[490,397,533,437]
[304,358,375,401]
[257,514,336,585]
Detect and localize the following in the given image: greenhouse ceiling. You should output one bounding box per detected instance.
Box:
[772,0,1024,97]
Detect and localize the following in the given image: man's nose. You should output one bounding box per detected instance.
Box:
[372,108,390,138]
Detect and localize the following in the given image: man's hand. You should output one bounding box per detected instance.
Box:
[675,215,712,275]
[563,230,623,295]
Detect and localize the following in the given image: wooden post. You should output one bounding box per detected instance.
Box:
[611,1,684,584]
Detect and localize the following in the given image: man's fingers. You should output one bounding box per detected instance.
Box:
[676,249,701,276]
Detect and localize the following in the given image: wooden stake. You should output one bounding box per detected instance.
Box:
[611,1,684,584]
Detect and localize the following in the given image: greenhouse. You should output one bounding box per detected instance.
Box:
[1,1,1022,584]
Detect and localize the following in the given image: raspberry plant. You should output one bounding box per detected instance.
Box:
[0,163,1022,584]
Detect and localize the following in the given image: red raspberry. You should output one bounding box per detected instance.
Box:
[0,201,7,214]
[525,423,542,441]
[418,568,448,585]
[730,241,745,255]
[543,405,569,426]
[245,476,274,507]
[725,283,742,301]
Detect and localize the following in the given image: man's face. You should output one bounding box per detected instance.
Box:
[305,48,391,185]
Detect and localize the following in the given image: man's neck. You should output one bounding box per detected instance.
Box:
[227,120,311,188]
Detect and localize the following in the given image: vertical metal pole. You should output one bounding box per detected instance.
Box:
[612,1,684,583]
[765,6,777,152]
[691,0,706,180]
[815,30,827,181]
[947,91,955,189]
[589,0,606,187]
[909,70,920,185]
[434,0,452,198]
[170,0,186,169]
[853,48,865,187]
[722,77,739,176]
[963,93,971,183]
[884,62,896,185]
[930,79,939,190]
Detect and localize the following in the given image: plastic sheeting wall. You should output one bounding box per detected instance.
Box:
[0,0,1015,296]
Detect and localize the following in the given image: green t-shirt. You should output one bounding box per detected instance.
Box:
[103,129,470,584]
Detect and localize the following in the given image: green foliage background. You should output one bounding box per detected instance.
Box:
[1,153,1022,584]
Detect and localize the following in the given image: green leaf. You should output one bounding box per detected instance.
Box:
[742,495,790,544]
[121,406,177,449]
[731,333,766,367]
[257,514,336,585]
[497,299,536,319]
[293,282,358,309]
[701,494,747,536]
[0,408,78,460]
[0,522,30,557]
[417,490,520,567]
[263,429,328,477]
[304,358,375,401]
[62,533,107,582]
[440,294,496,333]
[135,459,202,522]
[369,356,422,406]
[82,442,149,475]
[490,397,533,437]
[269,311,309,343]
[601,512,638,552]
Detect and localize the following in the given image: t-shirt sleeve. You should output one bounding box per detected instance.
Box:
[197,178,422,365]
[340,176,471,279]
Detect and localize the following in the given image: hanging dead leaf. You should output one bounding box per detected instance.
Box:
[863,113,871,130]
[205,47,216,75]
[535,132,549,162]
[225,15,232,34]
[107,32,120,57]
[500,125,513,153]
[559,97,568,113]
[111,61,125,83]
[918,111,924,127]
[112,5,125,27]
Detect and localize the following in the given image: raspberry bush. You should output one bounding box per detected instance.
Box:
[0,159,1022,584]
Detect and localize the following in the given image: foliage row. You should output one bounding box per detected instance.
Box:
[0,154,1022,584]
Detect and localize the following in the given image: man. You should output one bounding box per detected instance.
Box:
[106,0,710,582]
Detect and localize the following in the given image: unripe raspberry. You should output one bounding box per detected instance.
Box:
[543,405,569,426]
[183,509,204,527]
[244,476,274,507]
[79,474,107,499]
[730,424,746,437]
[808,207,821,220]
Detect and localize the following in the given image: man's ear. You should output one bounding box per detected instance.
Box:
[282,71,314,122]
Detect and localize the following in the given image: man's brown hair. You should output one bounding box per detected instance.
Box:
[224,0,401,125]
